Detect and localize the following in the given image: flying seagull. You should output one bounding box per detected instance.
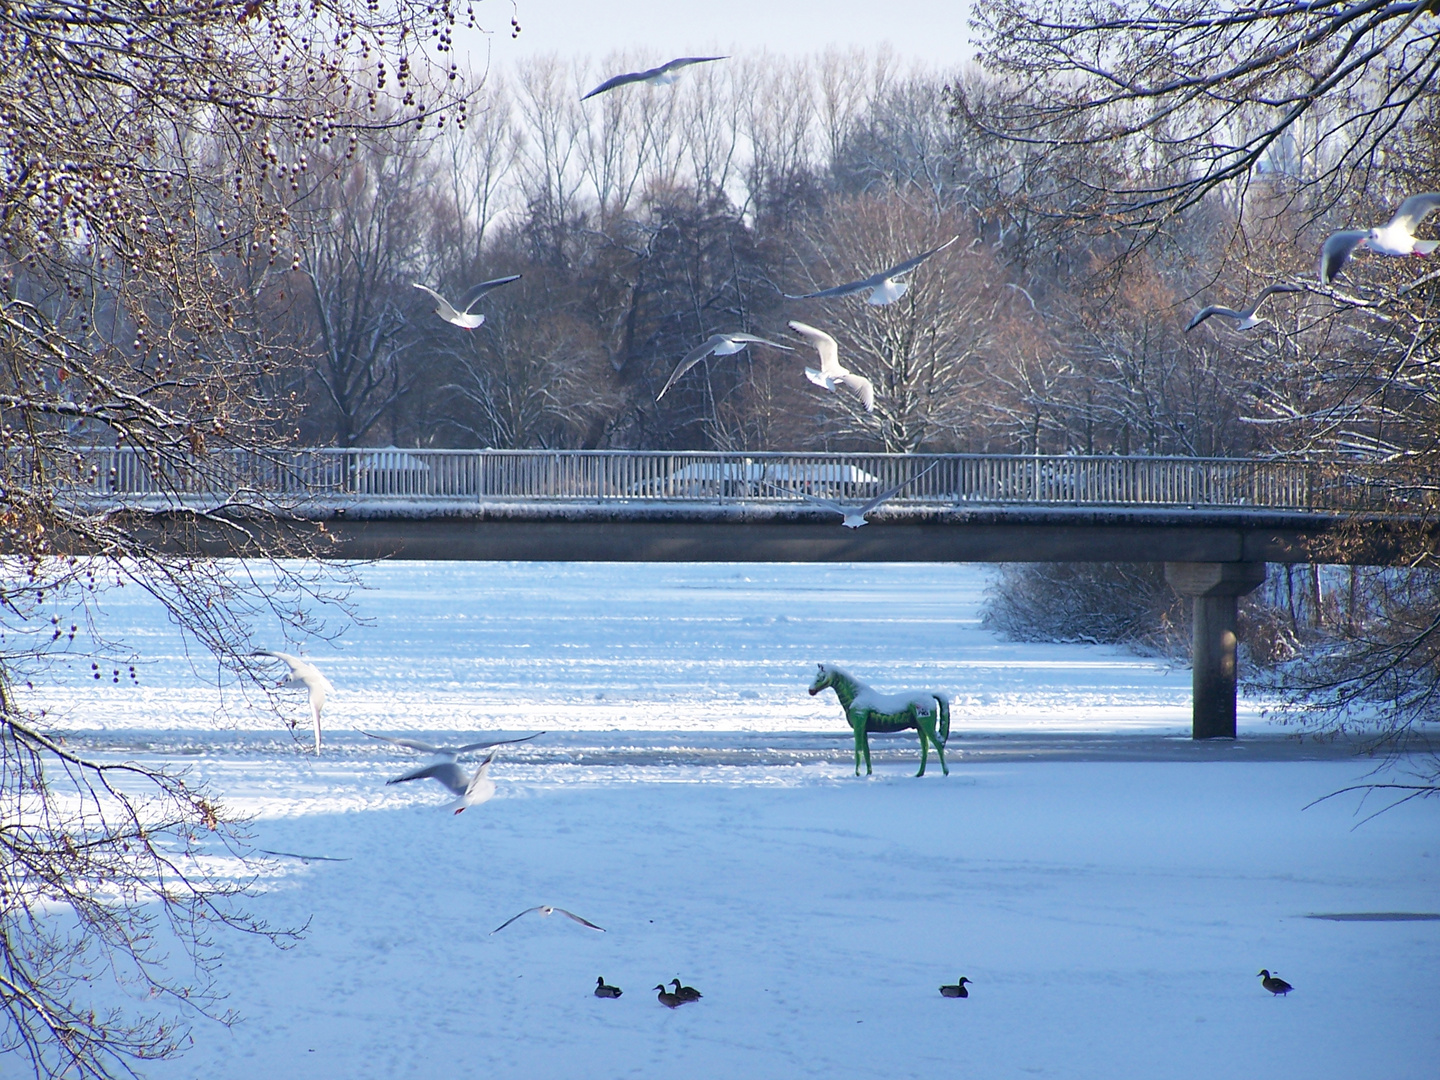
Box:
[255,650,333,754]
[656,332,793,400]
[362,730,544,759]
[386,747,501,813]
[788,320,875,411]
[1319,192,1440,284]
[582,56,728,101]
[412,275,522,329]
[490,905,606,934]
[1185,284,1302,332]
[782,462,939,529]
[785,236,960,306]
[257,849,352,864]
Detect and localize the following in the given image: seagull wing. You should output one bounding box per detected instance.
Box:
[362,731,442,755]
[1185,306,1241,331]
[656,55,727,75]
[464,751,497,797]
[386,760,470,795]
[834,371,875,411]
[297,664,331,694]
[877,235,961,280]
[491,907,543,934]
[410,283,460,321]
[794,491,848,517]
[788,321,841,375]
[258,651,329,694]
[858,461,939,513]
[449,732,545,755]
[554,908,606,932]
[1251,284,1303,308]
[1319,230,1368,284]
[784,276,876,301]
[457,275,522,313]
[725,334,793,350]
[657,335,724,400]
[582,70,648,100]
[256,649,303,673]
[1387,192,1440,233]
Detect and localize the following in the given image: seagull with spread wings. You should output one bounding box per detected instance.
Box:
[1185,284,1301,332]
[785,236,960,306]
[782,463,939,529]
[363,730,544,759]
[1319,192,1440,284]
[490,905,606,934]
[581,56,727,101]
[788,320,875,411]
[255,650,333,754]
[386,747,504,814]
[655,332,792,400]
[412,275,522,329]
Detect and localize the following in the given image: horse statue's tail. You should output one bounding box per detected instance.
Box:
[933,693,950,745]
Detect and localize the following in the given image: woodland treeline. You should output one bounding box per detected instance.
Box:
[235,49,1435,461]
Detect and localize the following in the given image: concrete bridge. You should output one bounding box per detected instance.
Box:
[69,447,1425,742]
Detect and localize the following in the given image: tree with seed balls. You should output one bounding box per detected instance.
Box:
[0,0,481,1072]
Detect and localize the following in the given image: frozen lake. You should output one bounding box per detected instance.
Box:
[39,561,1237,739]
[23,562,1439,1078]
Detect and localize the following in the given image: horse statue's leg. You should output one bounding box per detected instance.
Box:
[915,715,929,777]
[932,695,950,776]
[915,706,949,777]
[850,709,874,775]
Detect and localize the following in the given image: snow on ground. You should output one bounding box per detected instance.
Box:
[150,758,1437,1080]
[21,562,1439,1078]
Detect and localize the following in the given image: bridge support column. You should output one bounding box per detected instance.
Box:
[1164,562,1267,740]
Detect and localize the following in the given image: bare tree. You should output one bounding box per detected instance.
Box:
[436,79,521,274]
[514,57,588,261]
[785,194,1001,451]
[0,0,474,1069]
[961,1,1440,786]
[431,272,618,447]
[289,126,439,446]
[964,0,1440,226]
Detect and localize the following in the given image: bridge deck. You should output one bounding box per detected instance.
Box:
[69,446,1400,511]
[54,447,1421,564]
[103,500,1408,565]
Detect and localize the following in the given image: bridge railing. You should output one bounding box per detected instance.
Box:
[55,447,1402,511]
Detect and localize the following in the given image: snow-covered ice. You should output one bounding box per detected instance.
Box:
[24,562,1440,1078]
[37,561,1234,737]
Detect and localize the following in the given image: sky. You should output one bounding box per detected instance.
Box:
[463,0,976,73]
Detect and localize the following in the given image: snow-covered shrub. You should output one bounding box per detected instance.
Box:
[982,563,1188,655]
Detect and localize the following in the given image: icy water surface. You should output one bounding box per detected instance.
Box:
[21,561,1439,1079]
[36,561,1225,739]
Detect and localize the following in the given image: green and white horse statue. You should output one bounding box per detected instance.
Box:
[808,663,951,777]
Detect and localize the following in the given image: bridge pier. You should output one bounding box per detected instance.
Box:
[1164,562,1267,740]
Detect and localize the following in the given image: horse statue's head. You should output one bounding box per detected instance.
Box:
[808,663,844,696]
